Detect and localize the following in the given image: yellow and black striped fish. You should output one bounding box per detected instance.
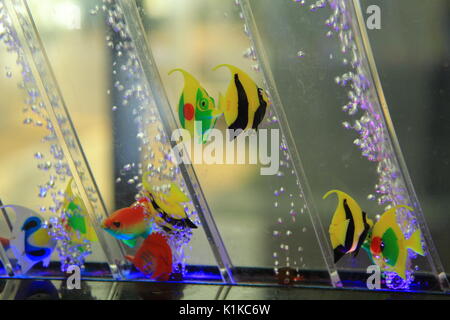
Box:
[213,64,270,138]
[323,190,373,263]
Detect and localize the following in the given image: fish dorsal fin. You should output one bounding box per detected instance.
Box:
[213,64,253,85]
[146,232,168,247]
[168,68,201,100]
[379,205,413,228]
[323,189,362,225]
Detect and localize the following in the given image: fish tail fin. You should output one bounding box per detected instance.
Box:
[322,189,340,200]
[406,229,424,256]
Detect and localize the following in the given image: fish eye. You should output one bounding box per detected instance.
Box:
[22,219,39,231]
[198,98,209,111]
[113,221,121,228]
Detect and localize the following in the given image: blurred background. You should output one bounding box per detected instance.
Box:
[0,0,449,281]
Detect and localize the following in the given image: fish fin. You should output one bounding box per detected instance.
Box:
[125,255,135,263]
[141,228,153,239]
[252,88,268,130]
[323,189,343,200]
[333,247,346,263]
[161,226,173,233]
[19,258,33,274]
[329,219,350,249]
[393,264,407,280]
[406,229,424,256]
[122,238,137,248]
[167,183,190,203]
[184,218,197,229]
[42,256,51,267]
[353,219,370,258]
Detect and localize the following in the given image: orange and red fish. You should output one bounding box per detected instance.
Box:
[126,233,173,281]
[102,202,153,248]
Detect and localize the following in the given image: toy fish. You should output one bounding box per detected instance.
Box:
[169,68,221,143]
[368,205,424,279]
[2,205,56,273]
[213,64,269,138]
[102,203,153,248]
[141,172,197,232]
[323,190,373,263]
[62,178,98,243]
[126,233,173,281]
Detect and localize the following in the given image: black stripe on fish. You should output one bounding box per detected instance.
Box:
[333,247,346,264]
[252,87,267,130]
[159,211,197,230]
[228,74,249,137]
[343,199,355,253]
[353,211,371,258]
[148,193,197,230]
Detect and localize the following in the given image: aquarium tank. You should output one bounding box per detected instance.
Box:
[0,0,448,295]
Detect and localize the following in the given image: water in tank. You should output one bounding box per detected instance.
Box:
[0,0,448,293]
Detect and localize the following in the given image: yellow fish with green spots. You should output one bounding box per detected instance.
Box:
[213,64,270,138]
[368,205,424,279]
[62,178,98,243]
[169,68,221,143]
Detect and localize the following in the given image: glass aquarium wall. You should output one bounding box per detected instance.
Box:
[0,0,448,293]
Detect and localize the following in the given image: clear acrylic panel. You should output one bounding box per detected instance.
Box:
[0,0,447,294]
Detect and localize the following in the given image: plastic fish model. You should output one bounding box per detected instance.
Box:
[62,178,97,244]
[126,233,173,281]
[323,190,373,263]
[141,172,197,233]
[169,68,221,143]
[368,205,424,279]
[213,64,269,138]
[2,205,56,273]
[102,203,153,248]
